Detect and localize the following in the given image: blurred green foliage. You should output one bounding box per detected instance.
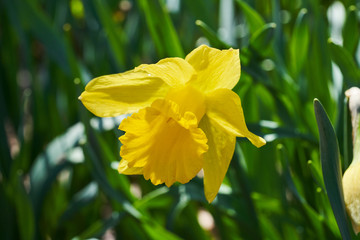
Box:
[1,0,360,239]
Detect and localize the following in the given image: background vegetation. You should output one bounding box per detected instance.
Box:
[1,0,360,239]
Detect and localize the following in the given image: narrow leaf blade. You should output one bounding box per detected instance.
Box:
[314,99,353,240]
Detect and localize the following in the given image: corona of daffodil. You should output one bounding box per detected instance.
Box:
[79,45,266,202]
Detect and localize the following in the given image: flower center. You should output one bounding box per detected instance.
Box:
[165,85,206,123]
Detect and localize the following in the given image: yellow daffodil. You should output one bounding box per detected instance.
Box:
[79,45,266,202]
[343,87,360,234]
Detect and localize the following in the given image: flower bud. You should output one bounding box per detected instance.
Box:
[343,87,360,234]
[343,161,360,234]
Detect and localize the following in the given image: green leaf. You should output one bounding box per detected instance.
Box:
[307,160,326,191]
[328,40,360,83]
[223,142,262,239]
[7,0,72,74]
[135,187,171,210]
[236,0,265,34]
[73,212,126,239]
[142,220,182,240]
[343,96,353,170]
[13,180,35,240]
[30,123,85,217]
[83,138,142,219]
[195,20,231,49]
[313,99,353,240]
[258,216,282,240]
[166,186,190,231]
[251,192,282,214]
[277,144,326,239]
[249,120,317,143]
[0,103,11,179]
[249,23,276,56]
[3,175,35,240]
[92,0,126,69]
[0,183,16,239]
[136,0,184,58]
[183,0,217,30]
[59,182,99,223]
[342,6,360,55]
[289,8,309,77]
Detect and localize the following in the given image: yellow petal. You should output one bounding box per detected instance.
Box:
[205,88,266,148]
[185,45,240,93]
[136,57,196,88]
[118,159,143,175]
[119,99,208,187]
[79,69,170,117]
[343,161,360,234]
[200,115,236,203]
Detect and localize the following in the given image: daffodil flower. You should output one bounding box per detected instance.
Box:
[79,45,266,202]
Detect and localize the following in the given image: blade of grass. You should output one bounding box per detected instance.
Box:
[83,132,142,220]
[72,211,126,239]
[307,160,326,192]
[195,20,232,48]
[142,219,182,240]
[0,183,17,239]
[4,175,35,240]
[342,6,359,55]
[228,142,262,240]
[329,40,360,84]
[277,144,326,239]
[248,120,317,144]
[0,99,12,179]
[59,182,99,223]
[135,187,171,210]
[289,8,309,77]
[249,23,276,56]
[313,99,353,240]
[183,0,217,29]
[258,216,282,240]
[12,0,71,74]
[92,0,126,70]
[136,0,184,58]
[343,96,353,170]
[236,0,265,34]
[29,123,85,218]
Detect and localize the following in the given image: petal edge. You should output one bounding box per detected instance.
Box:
[186,45,241,93]
[205,88,266,148]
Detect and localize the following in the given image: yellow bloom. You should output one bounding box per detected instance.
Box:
[79,45,266,202]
